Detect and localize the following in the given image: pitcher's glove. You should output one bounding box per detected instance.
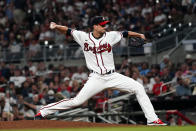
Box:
[129,37,146,47]
[128,31,153,47]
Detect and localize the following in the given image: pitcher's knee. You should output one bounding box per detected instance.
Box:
[135,83,146,94]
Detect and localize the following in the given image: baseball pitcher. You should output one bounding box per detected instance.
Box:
[35,16,166,125]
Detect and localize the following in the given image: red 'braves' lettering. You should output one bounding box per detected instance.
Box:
[84,43,111,54]
[84,43,89,51]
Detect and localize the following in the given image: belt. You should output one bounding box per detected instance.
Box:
[90,69,115,75]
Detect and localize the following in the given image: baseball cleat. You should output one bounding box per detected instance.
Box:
[147,119,167,126]
[34,112,45,120]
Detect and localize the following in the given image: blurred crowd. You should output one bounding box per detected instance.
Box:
[0,0,196,60]
[0,54,196,121]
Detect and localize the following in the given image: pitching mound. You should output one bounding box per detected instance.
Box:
[0,120,132,129]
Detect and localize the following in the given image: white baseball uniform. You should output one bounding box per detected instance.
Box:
[40,30,158,123]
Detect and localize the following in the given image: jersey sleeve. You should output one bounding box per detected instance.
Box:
[108,31,123,46]
[71,30,86,46]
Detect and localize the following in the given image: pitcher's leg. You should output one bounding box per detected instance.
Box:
[134,83,158,123]
[107,73,158,123]
[40,74,105,117]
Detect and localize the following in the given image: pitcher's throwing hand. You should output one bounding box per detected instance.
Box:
[50,22,57,29]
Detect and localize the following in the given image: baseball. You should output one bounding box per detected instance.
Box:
[50,22,56,29]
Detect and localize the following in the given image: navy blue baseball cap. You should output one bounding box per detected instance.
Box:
[91,16,110,26]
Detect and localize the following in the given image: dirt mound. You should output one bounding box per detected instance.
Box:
[0,120,131,129]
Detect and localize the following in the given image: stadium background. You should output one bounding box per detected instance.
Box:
[0,0,196,130]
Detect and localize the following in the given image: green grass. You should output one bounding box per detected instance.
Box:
[1,126,196,131]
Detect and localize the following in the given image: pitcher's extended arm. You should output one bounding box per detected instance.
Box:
[50,22,69,34]
[128,31,146,40]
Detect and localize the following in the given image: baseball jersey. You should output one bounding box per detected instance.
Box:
[71,30,123,74]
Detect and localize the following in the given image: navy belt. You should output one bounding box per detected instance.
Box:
[90,69,115,75]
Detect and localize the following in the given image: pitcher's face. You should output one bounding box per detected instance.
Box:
[93,24,108,34]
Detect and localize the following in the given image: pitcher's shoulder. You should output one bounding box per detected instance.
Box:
[106,31,122,36]
[71,30,88,36]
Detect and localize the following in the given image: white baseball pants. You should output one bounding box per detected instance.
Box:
[40,72,158,123]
